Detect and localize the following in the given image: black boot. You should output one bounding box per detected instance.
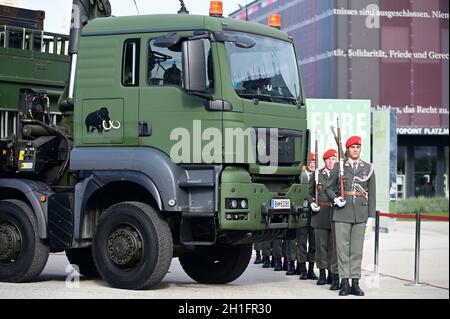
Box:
[254,251,262,264]
[270,257,275,268]
[307,262,318,280]
[339,278,350,296]
[330,274,340,291]
[294,263,301,275]
[351,279,365,296]
[282,258,288,271]
[326,270,332,285]
[316,269,327,285]
[330,274,339,290]
[298,262,307,280]
[262,256,271,268]
[274,258,283,271]
[286,261,296,275]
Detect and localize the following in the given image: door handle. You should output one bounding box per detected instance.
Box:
[139,121,152,137]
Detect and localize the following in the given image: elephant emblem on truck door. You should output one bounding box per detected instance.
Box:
[85,107,121,133]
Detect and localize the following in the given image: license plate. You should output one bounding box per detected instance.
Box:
[271,199,291,209]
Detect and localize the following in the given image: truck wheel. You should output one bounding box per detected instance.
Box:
[0,199,49,282]
[92,202,173,290]
[65,247,99,278]
[179,244,252,284]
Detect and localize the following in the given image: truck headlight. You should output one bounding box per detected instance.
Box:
[226,198,248,209]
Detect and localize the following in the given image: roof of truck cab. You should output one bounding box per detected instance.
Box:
[81,14,292,42]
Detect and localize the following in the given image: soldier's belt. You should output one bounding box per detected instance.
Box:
[318,201,331,207]
[343,191,366,198]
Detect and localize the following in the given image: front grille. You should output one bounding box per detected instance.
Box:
[253,128,302,166]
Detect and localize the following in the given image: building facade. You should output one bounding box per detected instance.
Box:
[230,0,449,198]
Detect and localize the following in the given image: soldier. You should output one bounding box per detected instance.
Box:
[297,153,318,280]
[272,239,283,271]
[272,239,295,273]
[325,136,376,296]
[283,239,297,275]
[260,240,272,268]
[271,239,295,273]
[309,149,339,290]
[253,243,263,264]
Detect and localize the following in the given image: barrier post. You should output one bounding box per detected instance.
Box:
[374,211,380,275]
[405,212,428,287]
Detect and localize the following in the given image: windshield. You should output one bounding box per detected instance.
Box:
[225,32,301,105]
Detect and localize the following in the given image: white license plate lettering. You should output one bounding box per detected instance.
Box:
[271,199,290,209]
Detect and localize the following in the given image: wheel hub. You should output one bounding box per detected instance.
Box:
[106,225,143,267]
[0,222,22,263]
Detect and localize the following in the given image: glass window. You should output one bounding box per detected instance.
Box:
[225,32,301,105]
[205,41,214,89]
[397,145,406,175]
[122,39,140,86]
[147,38,214,89]
[148,39,183,86]
[414,146,437,197]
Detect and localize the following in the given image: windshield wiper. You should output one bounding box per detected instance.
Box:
[271,96,298,105]
[237,93,301,106]
[237,93,273,102]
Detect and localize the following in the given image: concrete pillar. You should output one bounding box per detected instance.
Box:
[406,145,415,198]
[436,146,445,197]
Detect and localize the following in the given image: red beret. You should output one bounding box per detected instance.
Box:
[323,149,338,160]
[310,152,315,161]
[346,136,362,148]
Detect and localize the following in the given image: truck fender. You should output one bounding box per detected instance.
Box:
[0,179,52,239]
[73,170,163,241]
[70,147,189,212]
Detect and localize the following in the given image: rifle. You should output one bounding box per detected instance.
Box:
[330,117,345,197]
[314,132,319,205]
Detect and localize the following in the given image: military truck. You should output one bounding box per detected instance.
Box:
[0,0,310,290]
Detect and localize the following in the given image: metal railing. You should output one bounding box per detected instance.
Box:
[374,210,449,286]
[0,109,17,139]
[0,109,62,139]
[0,24,69,55]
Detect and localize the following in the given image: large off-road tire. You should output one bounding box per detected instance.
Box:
[0,199,49,282]
[92,202,173,290]
[179,244,252,284]
[65,247,100,278]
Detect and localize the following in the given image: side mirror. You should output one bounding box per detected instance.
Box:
[234,35,256,49]
[182,40,207,93]
[153,33,182,48]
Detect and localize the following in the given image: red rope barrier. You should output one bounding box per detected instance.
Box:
[377,212,449,221]
[420,215,449,221]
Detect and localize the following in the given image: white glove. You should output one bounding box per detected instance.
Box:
[310,202,320,212]
[333,197,346,207]
[366,217,374,228]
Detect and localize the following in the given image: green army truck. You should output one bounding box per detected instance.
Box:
[0,0,311,290]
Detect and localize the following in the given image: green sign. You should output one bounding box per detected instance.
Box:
[373,109,390,214]
[373,108,397,232]
[306,99,372,163]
